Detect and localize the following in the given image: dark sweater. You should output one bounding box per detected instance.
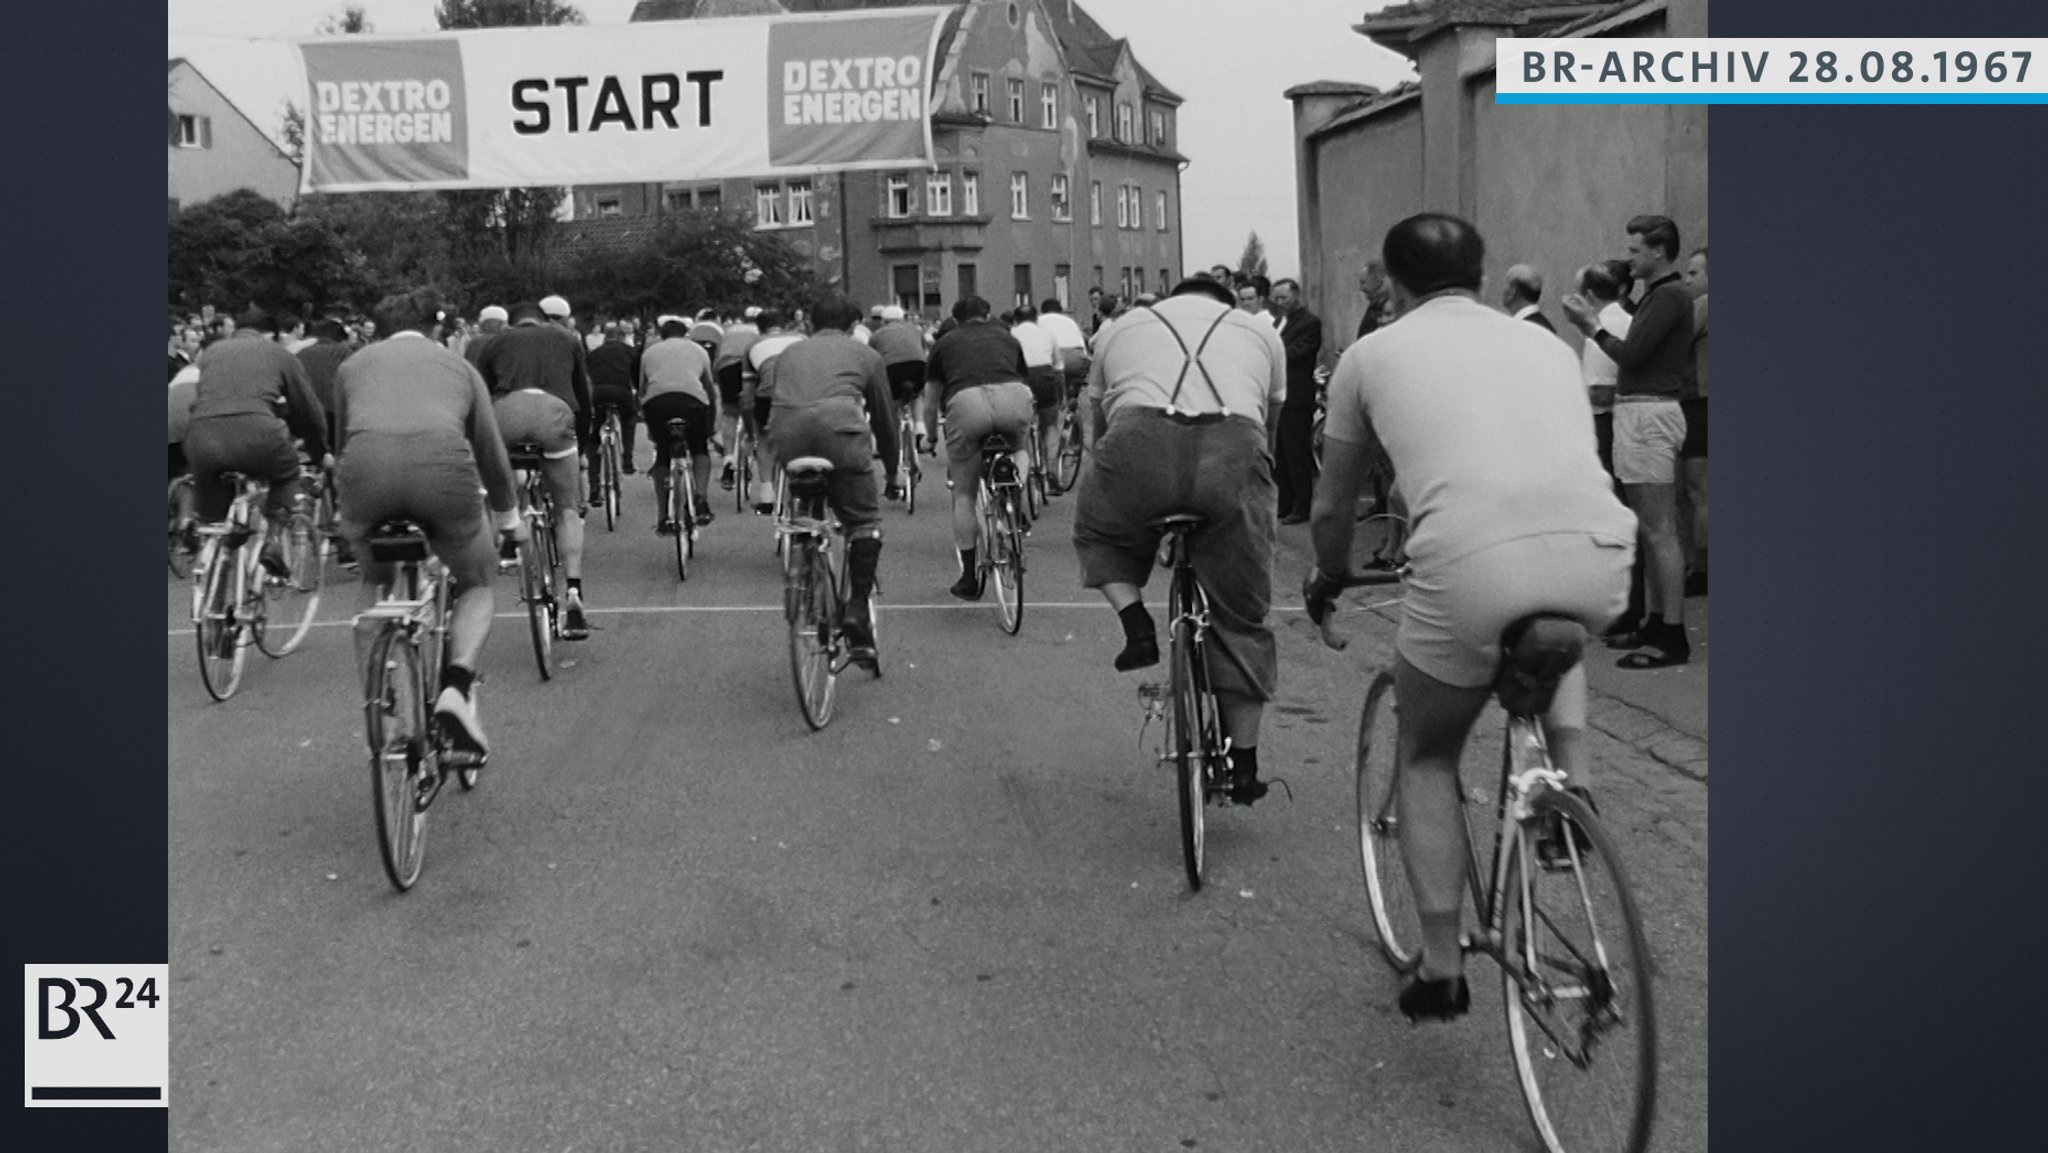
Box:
[923,319,1029,407]
[1597,272,1695,400]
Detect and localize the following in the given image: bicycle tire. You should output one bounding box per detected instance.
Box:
[167,479,194,577]
[365,625,429,892]
[1056,408,1083,491]
[601,434,620,531]
[679,453,698,561]
[672,455,692,582]
[1168,571,1205,891]
[256,513,325,658]
[193,541,246,701]
[1358,511,1410,571]
[984,489,1021,635]
[520,531,554,681]
[788,540,838,730]
[1502,788,1658,1153]
[1354,671,1422,971]
[900,422,919,517]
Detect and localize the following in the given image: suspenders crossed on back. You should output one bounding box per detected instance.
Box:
[1136,304,1235,416]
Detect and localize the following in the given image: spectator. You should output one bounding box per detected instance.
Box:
[1682,245,1708,596]
[1236,275,1277,328]
[1270,277,1323,524]
[1502,265,1559,334]
[1355,261,1392,340]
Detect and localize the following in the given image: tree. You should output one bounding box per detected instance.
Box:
[316,5,372,35]
[434,1,584,31]
[1238,232,1268,280]
[555,210,825,320]
[168,190,375,319]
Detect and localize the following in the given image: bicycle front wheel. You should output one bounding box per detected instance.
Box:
[672,461,693,582]
[601,440,620,531]
[256,514,326,657]
[787,542,838,730]
[1168,586,1206,891]
[900,430,919,517]
[991,492,1023,635]
[1056,413,1083,491]
[365,626,429,891]
[1502,788,1658,1153]
[193,543,246,701]
[520,532,554,681]
[1354,671,1422,970]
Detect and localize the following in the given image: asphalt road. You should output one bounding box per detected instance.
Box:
[167,451,1708,1152]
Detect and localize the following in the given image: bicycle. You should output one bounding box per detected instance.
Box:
[167,474,196,578]
[354,519,479,893]
[595,405,625,531]
[776,458,881,730]
[730,423,757,515]
[1053,392,1084,494]
[665,418,699,582]
[190,472,326,701]
[1313,575,1657,1153]
[974,433,1027,635]
[507,444,561,680]
[1025,416,1052,517]
[895,404,922,516]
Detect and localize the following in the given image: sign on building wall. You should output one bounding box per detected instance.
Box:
[296,9,949,194]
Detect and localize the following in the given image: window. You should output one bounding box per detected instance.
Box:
[972,72,991,115]
[696,186,721,212]
[958,262,978,302]
[665,190,692,212]
[596,196,622,218]
[1160,268,1172,294]
[1010,173,1029,220]
[1115,186,1128,229]
[893,265,921,313]
[1090,181,1102,226]
[1050,175,1070,222]
[1008,78,1025,122]
[755,184,783,227]
[962,172,980,216]
[787,180,813,225]
[1054,265,1071,309]
[1086,97,1099,138]
[1014,264,1033,308]
[1150,109,1166,146]
[1116,102,1133,142]
[1040,83,1058,129]
[1093,265,1103,291]
[1120,267,1132,298]
[1155,190,1168,232]
[887,174,912,218]
[172,114,209,148]
[927,172,952,216]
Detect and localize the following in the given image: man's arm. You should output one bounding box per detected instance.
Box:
[279,352,329,460]
[862,354,899,474]
[464,368,518,516]
[570,339,594,441]
[1283,312,1323,366]
[1592,285,1684,370]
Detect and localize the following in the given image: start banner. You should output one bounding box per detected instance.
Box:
[296,9,950,194]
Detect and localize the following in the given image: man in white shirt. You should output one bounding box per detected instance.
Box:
[1502,264,1562,335]
[1038,299,1092,474]
[1573,260,1634,478]
[741,309,803,511]
[1007,303,1064,489]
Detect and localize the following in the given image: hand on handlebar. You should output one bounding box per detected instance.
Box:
[496,508,530,544]
[1303,567,1352,651]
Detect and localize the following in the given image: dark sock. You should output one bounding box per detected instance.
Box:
[440,664,475,699]
[1117,602,1153,644]
[1232,745,1259,779]
[957,548,977,577]
[567,578,583,597]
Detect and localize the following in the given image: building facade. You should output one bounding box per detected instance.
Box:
[167,59,301,217]
[1288,0,1708,350]
[576,0,1185,316]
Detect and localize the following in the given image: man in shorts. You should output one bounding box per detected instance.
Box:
[741,309,804,511]
[1075,275,1286,804]
[332,290,524,764]
[1307,213,1636,1022]
[922,296,1035,599]
[868,305,928,460]
[587,321,642,475]
[1007,303,1065,492]
[712,309,761,488]
[477,300,596,639]
[639,316,719,531]
[1562,214,1695,668]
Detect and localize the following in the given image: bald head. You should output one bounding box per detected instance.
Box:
[1502,264,1544,310]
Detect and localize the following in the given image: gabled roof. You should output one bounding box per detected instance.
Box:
[167,56,295,166]
[632,1,968,70]
[1038,2,1181,103]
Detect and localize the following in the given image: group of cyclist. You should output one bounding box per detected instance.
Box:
[173,208,1657,1026]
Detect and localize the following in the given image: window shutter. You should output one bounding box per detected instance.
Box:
[200,117,213,149]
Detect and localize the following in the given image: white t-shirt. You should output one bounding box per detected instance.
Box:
[1008,320,1059,369]
[1324,294,1634,566]
[1087,297,1285,427]
[1578,301,1632,413]
[1037,311,1087,353]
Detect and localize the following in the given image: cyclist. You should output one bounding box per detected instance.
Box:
[586,321,642,475]
[1038,298,1091,474]
[687,309,725,367]
[1304,213,1636,1022]
[1075,274,1286,804]
[922,296,1035,599]
[712,309,761,489]
[168,363,200,541]
[1008,303,1065,492]
[331,288,525,766]
[640,316,719,532]
[184,307,330,577]
[868,305,928,458]
[476,300,596,640]
[740,309,803,512]
[762,293,897,655]
[463,305,508,371]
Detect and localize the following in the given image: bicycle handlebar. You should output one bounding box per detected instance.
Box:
[1303,568,1405,652]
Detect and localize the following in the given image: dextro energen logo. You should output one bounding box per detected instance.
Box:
[314,78,457,145]
[780,55,925,126]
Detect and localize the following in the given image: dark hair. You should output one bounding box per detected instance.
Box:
[1579,260,1632,303]
[1626,214,1681,260]
[1271,277,1299,297]
[755,307,786,330]
[1171,277,1235,307]
[508,300,545,324]
[952,296,991,322]
[1013,303,1038,323]
[1040,298,1065,315]
[1096,294,1119,316]
[373,287,443,337]
[659,319,692,339]
[808,292,863,332]
[312,318,350,342]
[1248,275,1273,298]
[1383,212,1486,296]
[234,306,271,334]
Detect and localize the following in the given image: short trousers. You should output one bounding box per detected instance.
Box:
[182,414,300,521]
[1612,399,1686,485]
[885,361,925,406]
[334,431,493,586]
[494,391,578,459]
[1679,396,1708,459]
[941,382,1036,489]
[645,393,712,464]
[590,385,636,426]
[1399,531,1633,690]
[767,401,882,531]
[1026,365,1063,412]
[715,363,745,407]
[1061,358,1090,400]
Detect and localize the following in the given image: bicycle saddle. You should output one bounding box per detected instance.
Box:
[507,441,545,468]
[1494,615,1587,717]
[1147,513,1207,532]
[366,519,429,564]
[978,433,1016,454]
[785,456,836,475]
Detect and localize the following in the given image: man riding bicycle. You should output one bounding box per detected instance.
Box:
[922,296,1036,599]
[1075,274,1286,804]
[586,321,642,475]
[330,289,526,765]
[868,305,928,457]
[1304,213,1637,1022]
[476,300,596,640]
[640,316,720,532]
[762,293,899,655]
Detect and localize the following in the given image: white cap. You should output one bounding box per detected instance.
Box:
[880,305,906,321]
[743,305,763,320]
[478,305,508,324]
[655,314,680,328]
[539,294,572,318]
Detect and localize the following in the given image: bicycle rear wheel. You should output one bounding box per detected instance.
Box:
[601,435,620,530]
[1168,570,1206,891]
[900,426,919,516]
[787,541,838,730]
[1354,671,1422,970]
[520,529,554,681]
[1502,788,1658,1153]
[1359,511,1410,570]
[990,490,1023,635]
[1057,409,1083,491]
[364,625,429,892]
[257,513,326,657]
[193,542,246,701]
[167,479,194,577]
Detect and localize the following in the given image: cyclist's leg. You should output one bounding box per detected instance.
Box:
[824,424,885,648]
[751,396,779,510]
[942,390,989,556]
[540,453,586,585]
[1186,416,1281,792]
[1389,655,1491,982]
[683,398,715,512]
[1073,409,1177,669]
[646,401,679,529]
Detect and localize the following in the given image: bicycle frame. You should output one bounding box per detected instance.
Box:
[1161,528,1231,783]
[775,492,853,671]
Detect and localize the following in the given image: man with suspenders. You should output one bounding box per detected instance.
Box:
[1072,275,1288,804]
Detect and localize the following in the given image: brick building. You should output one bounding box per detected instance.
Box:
[572,0,1185,316]
[167,58,301,217]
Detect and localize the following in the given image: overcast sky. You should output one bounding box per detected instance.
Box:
[167,0,1413,276]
